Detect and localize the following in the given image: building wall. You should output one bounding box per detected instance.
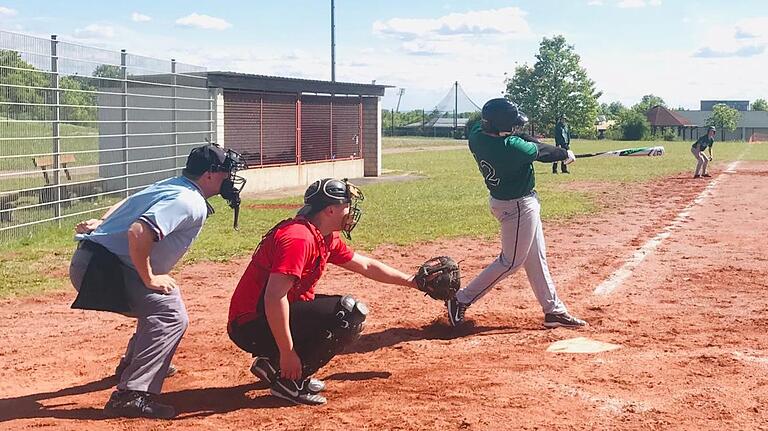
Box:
[363,96,380,176]
[238,159,365,195]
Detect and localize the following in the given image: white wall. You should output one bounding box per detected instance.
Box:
[239,159,365,195]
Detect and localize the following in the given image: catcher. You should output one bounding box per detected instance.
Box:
[227,178,459,405]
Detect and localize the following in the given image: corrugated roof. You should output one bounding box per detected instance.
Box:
[646,105,696,126]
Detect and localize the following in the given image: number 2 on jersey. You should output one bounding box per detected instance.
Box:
[479,160,500,187]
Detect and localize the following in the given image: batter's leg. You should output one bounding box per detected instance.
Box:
[522,205,567,315]
[456,196,538,305]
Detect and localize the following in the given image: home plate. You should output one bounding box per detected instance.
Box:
[547,337,621,353]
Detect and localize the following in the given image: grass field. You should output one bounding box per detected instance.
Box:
[1,137,767,297]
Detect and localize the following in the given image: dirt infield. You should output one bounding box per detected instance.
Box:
[2,162,768,430]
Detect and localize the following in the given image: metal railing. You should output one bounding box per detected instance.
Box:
[0,31,213,242]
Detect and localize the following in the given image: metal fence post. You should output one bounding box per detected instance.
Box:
[120,49,128,197]
[171,59,178,172]
[50,35,61,224]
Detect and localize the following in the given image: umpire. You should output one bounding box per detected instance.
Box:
[68,143,246,419]
[553,115,571,174]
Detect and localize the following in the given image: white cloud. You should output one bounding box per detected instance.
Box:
[74,24,115,39]
[131,12,151,23]
[0,6,17,17]
[587,0,604,6]
[175,13,231,31]
[374,7,531,41]
[617,0,661,8]
[692,17,768,59]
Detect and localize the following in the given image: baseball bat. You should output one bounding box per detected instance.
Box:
[575,146,665,158]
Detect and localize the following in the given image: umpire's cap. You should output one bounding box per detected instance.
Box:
[707,126,716,132]
[297,178,362,217]
[481,98,528,134]
[184,144,228,175]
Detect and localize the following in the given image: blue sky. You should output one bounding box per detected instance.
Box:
[1,0,767,111]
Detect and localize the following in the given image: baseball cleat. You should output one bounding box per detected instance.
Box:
[250,357,326,393]
[103,390,176,419]
[270,378,327,406]
[446,297,469,327]
[543,312,587,328]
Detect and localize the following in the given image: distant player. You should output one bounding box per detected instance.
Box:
[446,98,587,329]
[692,126,716,178]
[552,115,571,174]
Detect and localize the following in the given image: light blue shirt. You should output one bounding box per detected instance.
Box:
[77,176,209,274]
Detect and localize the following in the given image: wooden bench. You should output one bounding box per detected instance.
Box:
[32,154,76,185]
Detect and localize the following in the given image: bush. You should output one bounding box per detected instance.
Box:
[616,110,650,140]
[662,129,678,141]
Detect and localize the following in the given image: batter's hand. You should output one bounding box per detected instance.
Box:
[146,274,178,294]
[565,150,576,165]
[75,218,102,234]
[279,349,303,380]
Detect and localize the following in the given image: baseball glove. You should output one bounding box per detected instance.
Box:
[414,256,461,301]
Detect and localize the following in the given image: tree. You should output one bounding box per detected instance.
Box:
[599,101,626,119]
[0,50,51,120]
[504,35,601,137]
[752,98,768,111]
[707,103,740,141]
[93,64,122,79]
[613,109,650,140]
[632,94,666,114]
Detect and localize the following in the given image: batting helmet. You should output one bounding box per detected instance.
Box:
[481,98,528,134]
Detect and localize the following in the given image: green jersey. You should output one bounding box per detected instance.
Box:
[468,122,537,200]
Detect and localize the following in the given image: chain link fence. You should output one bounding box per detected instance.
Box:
[0,31,213,242]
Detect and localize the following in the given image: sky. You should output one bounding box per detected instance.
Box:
[1,0,767,111]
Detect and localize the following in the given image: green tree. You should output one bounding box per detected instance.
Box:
[0,49,51,120]
[613,109,650,140]
[59,76,96,124]
[632,94,666,114]
[92,64,122,79]
[707,103,740,141]
[504,35,601,137]
[752,98,768,111]
[599,101,626,119]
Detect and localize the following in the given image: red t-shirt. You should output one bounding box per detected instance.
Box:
[228,217,355,326]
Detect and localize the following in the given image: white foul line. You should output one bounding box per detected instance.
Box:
[593,161,741,295]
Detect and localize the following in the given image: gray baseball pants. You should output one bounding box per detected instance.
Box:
[691,147,709,176]
[69,246,188,395]
[455,192,568,315]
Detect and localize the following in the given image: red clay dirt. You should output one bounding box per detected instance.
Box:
[2,162,768,430]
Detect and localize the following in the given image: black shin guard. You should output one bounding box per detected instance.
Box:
[301,295,368,376]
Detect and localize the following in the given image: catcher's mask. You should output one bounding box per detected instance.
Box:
[185,143,248,230]
[298,178,364,240]
[481,98,528,135]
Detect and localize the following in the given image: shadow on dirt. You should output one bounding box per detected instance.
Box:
[345,320,527,355]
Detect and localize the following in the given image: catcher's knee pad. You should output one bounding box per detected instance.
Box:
[301,295,369,376]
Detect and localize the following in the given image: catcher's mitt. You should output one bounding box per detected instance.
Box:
[414,256,461,301]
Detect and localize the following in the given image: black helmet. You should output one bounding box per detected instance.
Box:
[707,126,716,132]
[298,178,365,239]
[481,98,528,134]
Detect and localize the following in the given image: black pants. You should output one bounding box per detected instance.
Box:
[553,145,570,173]
[228,294,343,375]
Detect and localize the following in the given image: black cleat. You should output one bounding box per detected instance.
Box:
[446,297,469,327]
[250,357,326,393]
[270,378,327,406]
[104,390,176,419]
[543,312,587,328]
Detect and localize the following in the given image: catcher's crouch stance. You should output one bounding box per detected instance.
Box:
[228,178,422,405]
